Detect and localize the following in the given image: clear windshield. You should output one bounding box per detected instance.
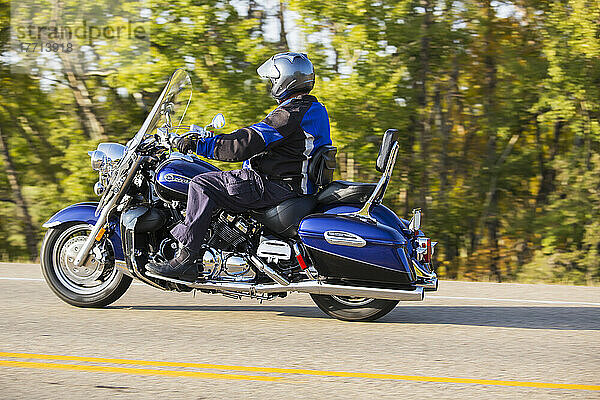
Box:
[94,69,192,216]
[127,69,193,152]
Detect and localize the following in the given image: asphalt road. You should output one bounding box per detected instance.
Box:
[0,262,598,399]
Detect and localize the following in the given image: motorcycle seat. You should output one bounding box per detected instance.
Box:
[252,195,317,238]
[316,180,376,205]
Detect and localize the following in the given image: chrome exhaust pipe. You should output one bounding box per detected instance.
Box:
[248,255,289,286]
[274,281,425,301]
[416,276,438,291]
[145,272,424,301]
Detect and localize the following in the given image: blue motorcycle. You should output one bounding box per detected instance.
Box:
[40,69,438,321]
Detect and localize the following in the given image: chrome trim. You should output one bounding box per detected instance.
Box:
[324,231,366,248]
[409,209,422,232]
[411,259,436,279]
[343,141,399,221]
[114,260,134,278]
[93,181,105,196]
[248,255,289,286]
[410,259,438,291]
[73,155,143,267]
[97,143,126,163]
[145,273,425,301]
[294,243,317,280]
[42,221,62,228]
[130,252,165,290]
[88,150,107,171]
[416,276,438,291]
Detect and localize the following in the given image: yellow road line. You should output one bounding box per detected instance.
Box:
[0,352,597,391]
[0,359,281,382]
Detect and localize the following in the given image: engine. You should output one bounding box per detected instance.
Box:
[191,211,261,282]
[206,211,259,252]
[155,211,295,283]
[201,248,256,282]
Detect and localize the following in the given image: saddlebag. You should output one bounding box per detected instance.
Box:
[298,213,415,285]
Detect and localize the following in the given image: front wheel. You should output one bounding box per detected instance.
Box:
[310,294,399,322]
[40,222,132,308]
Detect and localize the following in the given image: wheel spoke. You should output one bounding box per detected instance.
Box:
[51,224,118,295]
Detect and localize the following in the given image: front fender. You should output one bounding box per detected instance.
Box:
[42,202,124,260]
[42,202,100,228]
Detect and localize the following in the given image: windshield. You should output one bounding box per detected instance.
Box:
[127,69,193,152]
[94,69,192,216]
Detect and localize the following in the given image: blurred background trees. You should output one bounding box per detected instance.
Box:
[0,0,599,284]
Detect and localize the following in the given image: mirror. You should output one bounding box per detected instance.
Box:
[409,209,421,232]
[210,113,226,130]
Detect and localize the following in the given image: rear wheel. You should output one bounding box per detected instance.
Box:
[41,222,132,308]
[310,294,398,322]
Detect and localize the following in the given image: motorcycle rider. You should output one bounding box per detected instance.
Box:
[146,52,332,281]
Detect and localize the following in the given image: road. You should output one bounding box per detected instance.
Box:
[0,262,598,399]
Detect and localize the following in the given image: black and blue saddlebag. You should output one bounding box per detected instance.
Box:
[298,214,416,285]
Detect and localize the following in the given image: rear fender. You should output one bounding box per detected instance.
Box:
[42,202,124,260]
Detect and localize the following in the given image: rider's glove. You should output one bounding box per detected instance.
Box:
[195,138,215,158]
[173,134,197,154]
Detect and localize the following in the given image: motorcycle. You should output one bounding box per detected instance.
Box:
[40,69,438,322]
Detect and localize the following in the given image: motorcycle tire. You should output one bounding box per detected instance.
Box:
[40,222,132,308]
[310,294,399,322]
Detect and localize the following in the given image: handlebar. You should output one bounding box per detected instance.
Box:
[152,125,216,156]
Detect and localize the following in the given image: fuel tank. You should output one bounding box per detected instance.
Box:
[155,154,220,202]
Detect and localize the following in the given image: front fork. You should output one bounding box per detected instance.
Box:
[72,192,121,267]
[73,155,144,268]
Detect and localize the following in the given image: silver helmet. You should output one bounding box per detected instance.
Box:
[257,52,315,101]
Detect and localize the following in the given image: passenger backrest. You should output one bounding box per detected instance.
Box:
[308,145,337,188]
[376,129,399,173]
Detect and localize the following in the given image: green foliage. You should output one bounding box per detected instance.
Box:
[1,0,599,285]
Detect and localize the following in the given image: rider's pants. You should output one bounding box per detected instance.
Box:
[171,169,298,250]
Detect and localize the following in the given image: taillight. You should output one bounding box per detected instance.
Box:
[416,237,432,263]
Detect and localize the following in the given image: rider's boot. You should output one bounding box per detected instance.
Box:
[146,246,200,281]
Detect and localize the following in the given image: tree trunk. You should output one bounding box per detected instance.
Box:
[59,53,106,141]
[277,0,289,51]
[535,119,562,207]
[417,0,432,214]
[346,154,355,182]
[51,0,105,141]
[0,127,38,261]
[404,115,417,216]
[338,151,347,180]
[482,0,501,282]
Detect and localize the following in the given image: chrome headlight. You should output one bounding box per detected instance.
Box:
[97,143,126,163]
[88,150,108,171]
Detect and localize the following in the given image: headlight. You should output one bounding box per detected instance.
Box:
[88,150,108,171]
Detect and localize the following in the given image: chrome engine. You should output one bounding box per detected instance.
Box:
[154,212,265,282]
[201,248,256,282]
[199,211,259,281]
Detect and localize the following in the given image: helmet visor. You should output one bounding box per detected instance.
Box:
[257,57,280,79]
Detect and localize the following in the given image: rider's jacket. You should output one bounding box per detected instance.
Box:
[196,94,331,194]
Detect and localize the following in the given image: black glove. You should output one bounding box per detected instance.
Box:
[173,134,198,154]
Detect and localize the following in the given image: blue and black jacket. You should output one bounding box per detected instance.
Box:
[196,94,331,194]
